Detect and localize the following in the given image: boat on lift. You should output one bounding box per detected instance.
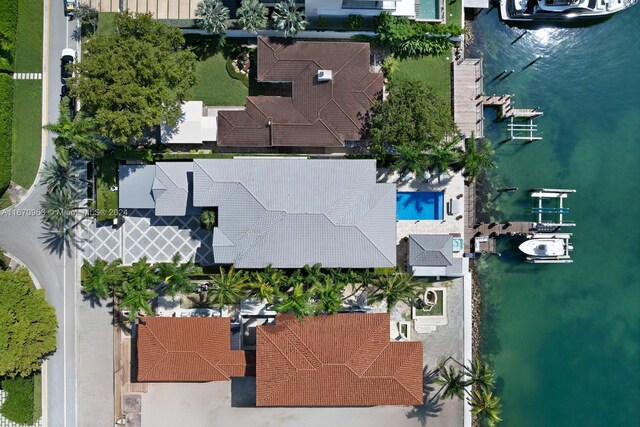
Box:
[519,233,574,263]
[500,0,637,22]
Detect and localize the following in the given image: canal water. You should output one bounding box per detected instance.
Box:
[468,7,640,427]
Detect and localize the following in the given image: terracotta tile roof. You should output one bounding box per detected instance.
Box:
[217,37,383,148]
[137,317,246,382]
[256,314,423,406]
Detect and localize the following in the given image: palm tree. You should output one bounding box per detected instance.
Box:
[468,389,502,427]
[155,252,197,297]
[369,271,423,312]
[237,0,268,32]
[81,258,123,301]
[208,267,247,313]
[247,271,277,304]
[302,263,325,288]
[425,139,462,181]
[256,264,287,294]
[273,283,314,319]
[466,358,496,393]
[283,269,304,293]
[272,0,307,37]
[381,55,399,78]
[392,142,430,177]
[41,188,86,237]
[312,277,344,315]
[187,291,211,309]
[199,208,216,230]
[119,281,157,322]
[124,257,160,293]
[195,0,230,35]
[435,362,468,400]
[461,133,495,182]
[44,101,105,161]
[41,156,83,195]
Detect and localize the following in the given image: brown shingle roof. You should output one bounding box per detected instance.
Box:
[217,37,383,148]
[256,314,423,406]
[137,317,246,382]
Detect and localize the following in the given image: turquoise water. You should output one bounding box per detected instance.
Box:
[417,0,439,20]
[396,191,444,220]
[469,8,640,427]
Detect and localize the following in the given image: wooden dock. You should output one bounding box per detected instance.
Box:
[480,95,543,119]
[453,59,484,138]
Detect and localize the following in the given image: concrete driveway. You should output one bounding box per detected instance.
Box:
[80,209,212,265]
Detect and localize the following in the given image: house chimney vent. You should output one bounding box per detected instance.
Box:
[317,70,333,82]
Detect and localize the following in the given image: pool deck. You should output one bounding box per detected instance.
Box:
[377,169,466,243]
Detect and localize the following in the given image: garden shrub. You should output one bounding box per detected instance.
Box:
[0,376,35,425]
[347,14,363,30]
[225,58,249,88]
[375,12,464,58]
[0,0,18,72]
[0,74,14,195]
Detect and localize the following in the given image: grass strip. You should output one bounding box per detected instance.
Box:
[11,80,41,188]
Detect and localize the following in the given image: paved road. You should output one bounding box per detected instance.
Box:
[0,0,79,426]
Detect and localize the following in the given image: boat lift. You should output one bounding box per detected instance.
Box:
[531,189,576,231]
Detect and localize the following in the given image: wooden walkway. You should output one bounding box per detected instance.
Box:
[481,95,543,119]
[453,59,484,138]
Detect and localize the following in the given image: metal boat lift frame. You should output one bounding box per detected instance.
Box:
[531,188,576,229]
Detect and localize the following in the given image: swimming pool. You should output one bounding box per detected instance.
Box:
[396,191,444,220]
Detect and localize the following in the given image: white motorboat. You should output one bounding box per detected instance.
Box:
[518,238,566,257]
[500,0,637,22]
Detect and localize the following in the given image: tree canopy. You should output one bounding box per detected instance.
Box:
[369,80,459,174]
[0,269,57,378]
[70,12,197,144]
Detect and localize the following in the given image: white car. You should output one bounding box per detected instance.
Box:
[61,48,75,82]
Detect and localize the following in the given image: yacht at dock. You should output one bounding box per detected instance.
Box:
[500,0,637,22]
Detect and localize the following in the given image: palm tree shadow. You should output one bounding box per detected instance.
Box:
[40,231,75,257]
[406,366,444,426]
[81,290,104,308]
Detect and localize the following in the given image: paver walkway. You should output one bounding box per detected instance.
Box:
[80,209,212,265]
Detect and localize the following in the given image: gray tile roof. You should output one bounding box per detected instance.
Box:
[119,165,156,210]
[409,234,464,276]
[152,162,193,216]
[193,158,396,269]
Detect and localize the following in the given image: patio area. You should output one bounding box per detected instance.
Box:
[377,168,466,242]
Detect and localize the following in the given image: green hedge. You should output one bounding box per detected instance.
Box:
[0,74,14,195]
[0,0,18,72]
[96,155,118,221]
[225,59,250,88]
[114,147,153,162]
[0,376,36,425]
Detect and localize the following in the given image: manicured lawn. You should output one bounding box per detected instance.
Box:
[414,289,444,316]
[392,54,452,107]
[12,80,42,188]
[14,0,43,72]
[96,12,117,36]
[191,53,248,106]
[96,155,118,221]
[0,191,11,209]
[447,0,463,27]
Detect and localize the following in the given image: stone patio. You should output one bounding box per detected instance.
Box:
[80,209,212,265]
[377,168,466,242]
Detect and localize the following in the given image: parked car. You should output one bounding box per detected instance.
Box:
[61,48,75,83]
[60,84,76,120]
[64,0,76,16]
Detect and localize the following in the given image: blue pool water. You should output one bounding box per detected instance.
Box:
[417,0,440,20]
[396,191,444,220]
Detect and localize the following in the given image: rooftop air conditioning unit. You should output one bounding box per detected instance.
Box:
[317,70,333,82]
